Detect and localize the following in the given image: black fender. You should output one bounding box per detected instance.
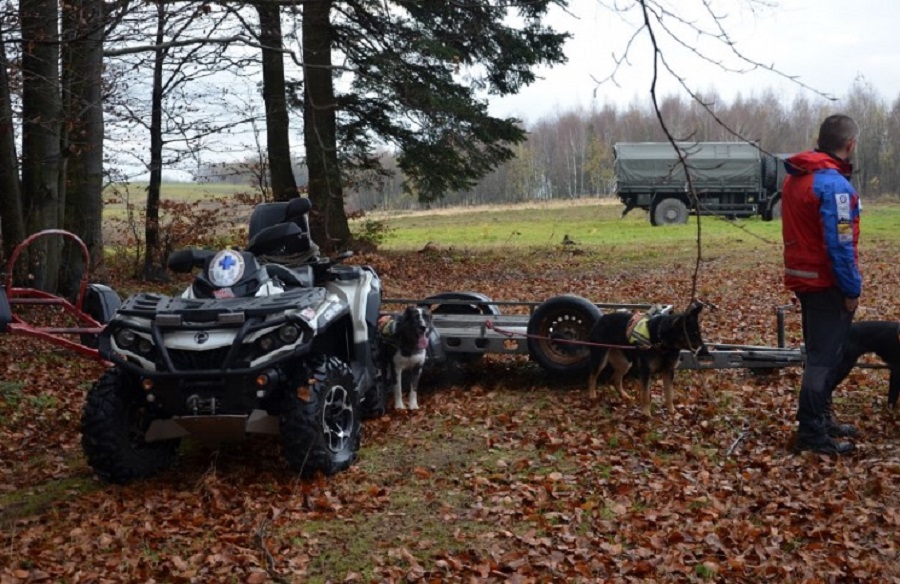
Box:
[420,292,500,363]
[420,291,500,316]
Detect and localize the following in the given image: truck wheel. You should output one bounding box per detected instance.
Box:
[652,198,689,225]
[770,198,782,220]
[81,368,179,484]
[281,356,360,477]
[762,153,779,192]
[527,295,602,377]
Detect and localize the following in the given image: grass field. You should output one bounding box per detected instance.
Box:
[107,184,900,254]
[368,196,900,254]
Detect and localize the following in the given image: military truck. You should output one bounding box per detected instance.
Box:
[613,141,784,225]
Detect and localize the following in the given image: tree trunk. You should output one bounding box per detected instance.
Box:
[256,2,297,203]
[143,2,166,281]
[0,26,25,265]
[61,0,106,292]
[302,0,350,251]
[20,0,62,291]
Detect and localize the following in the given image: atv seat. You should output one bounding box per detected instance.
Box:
[248,198,312,240]
[246,198,314,257]
[264,263,314,288]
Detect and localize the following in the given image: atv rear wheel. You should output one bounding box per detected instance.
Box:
[527,295,602,377]
[281,356,360,477]
[81,368,179,484]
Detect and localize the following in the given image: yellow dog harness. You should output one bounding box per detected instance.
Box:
[626,312,652,348]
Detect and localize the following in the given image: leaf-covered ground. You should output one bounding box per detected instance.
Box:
[2,239,900,583]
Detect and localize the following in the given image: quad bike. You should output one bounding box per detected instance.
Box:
[80,198,385,484]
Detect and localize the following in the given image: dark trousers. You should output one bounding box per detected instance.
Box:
[796,288,854,433]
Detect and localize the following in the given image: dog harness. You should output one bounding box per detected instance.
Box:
[377,315,399,346]
[626,312,652,348]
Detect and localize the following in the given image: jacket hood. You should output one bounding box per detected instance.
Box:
[784,150,852,177]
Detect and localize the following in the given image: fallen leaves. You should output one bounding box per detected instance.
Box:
[2,241,900,582]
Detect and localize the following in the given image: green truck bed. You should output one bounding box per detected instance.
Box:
[614,142,763,191]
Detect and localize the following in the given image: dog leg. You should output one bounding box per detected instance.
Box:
[639,372,652,417]
[587,351,609,400]
[889,365,900,410]
[661,368,676,415]
[608,350,632,402]
[393,368,406,410]
[408,365,422,410]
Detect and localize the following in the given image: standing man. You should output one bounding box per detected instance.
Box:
[782,114,862,455]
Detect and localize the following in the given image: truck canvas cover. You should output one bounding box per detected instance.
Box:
[614,142,762,191]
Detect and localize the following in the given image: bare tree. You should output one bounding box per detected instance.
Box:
[104,1,260,278]
[0,21,25,263]
[254,2,298,203]
[60,0,106,291]
[20,0,62,290]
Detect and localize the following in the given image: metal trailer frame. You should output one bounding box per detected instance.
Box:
[0,230,106,361]
[384,295,810,375]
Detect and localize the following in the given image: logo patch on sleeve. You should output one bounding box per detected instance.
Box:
[836,193,851,221]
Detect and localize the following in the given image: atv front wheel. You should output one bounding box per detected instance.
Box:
[281,356,360,477]
[81,368,179,484]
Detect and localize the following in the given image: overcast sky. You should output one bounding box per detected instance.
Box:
[488,0,900,122]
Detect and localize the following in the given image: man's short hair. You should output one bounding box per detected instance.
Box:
[817,114,860,153]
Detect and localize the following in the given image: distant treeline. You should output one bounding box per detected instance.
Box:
[198,81,900,211]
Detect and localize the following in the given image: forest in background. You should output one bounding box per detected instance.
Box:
[350,81,900,210]
[197,78,900,212]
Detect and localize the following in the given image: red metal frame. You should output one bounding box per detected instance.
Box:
[2,229,104,361]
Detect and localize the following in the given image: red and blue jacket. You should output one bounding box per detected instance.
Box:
[781,150,861,298]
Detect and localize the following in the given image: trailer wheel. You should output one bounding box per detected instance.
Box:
[81,368,179,484]
[527,295,602,376]
[280,356,360,477]
[652,198,689,225]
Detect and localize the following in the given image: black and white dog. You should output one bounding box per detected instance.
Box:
[377,306,431,410]
[831,320,900,409]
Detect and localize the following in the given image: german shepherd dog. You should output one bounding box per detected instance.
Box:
[830,320,900,409]
[377,306,431,410]
[587,302,707,416]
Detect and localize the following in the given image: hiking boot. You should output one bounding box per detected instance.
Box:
[793,432,856,456]
[825,419,858,438]
[824,403,858,438]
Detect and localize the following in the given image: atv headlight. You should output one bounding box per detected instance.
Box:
[278,323,300,344]
[115,329,137,349]
[258,335,276,352]
[137,338,153,355]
